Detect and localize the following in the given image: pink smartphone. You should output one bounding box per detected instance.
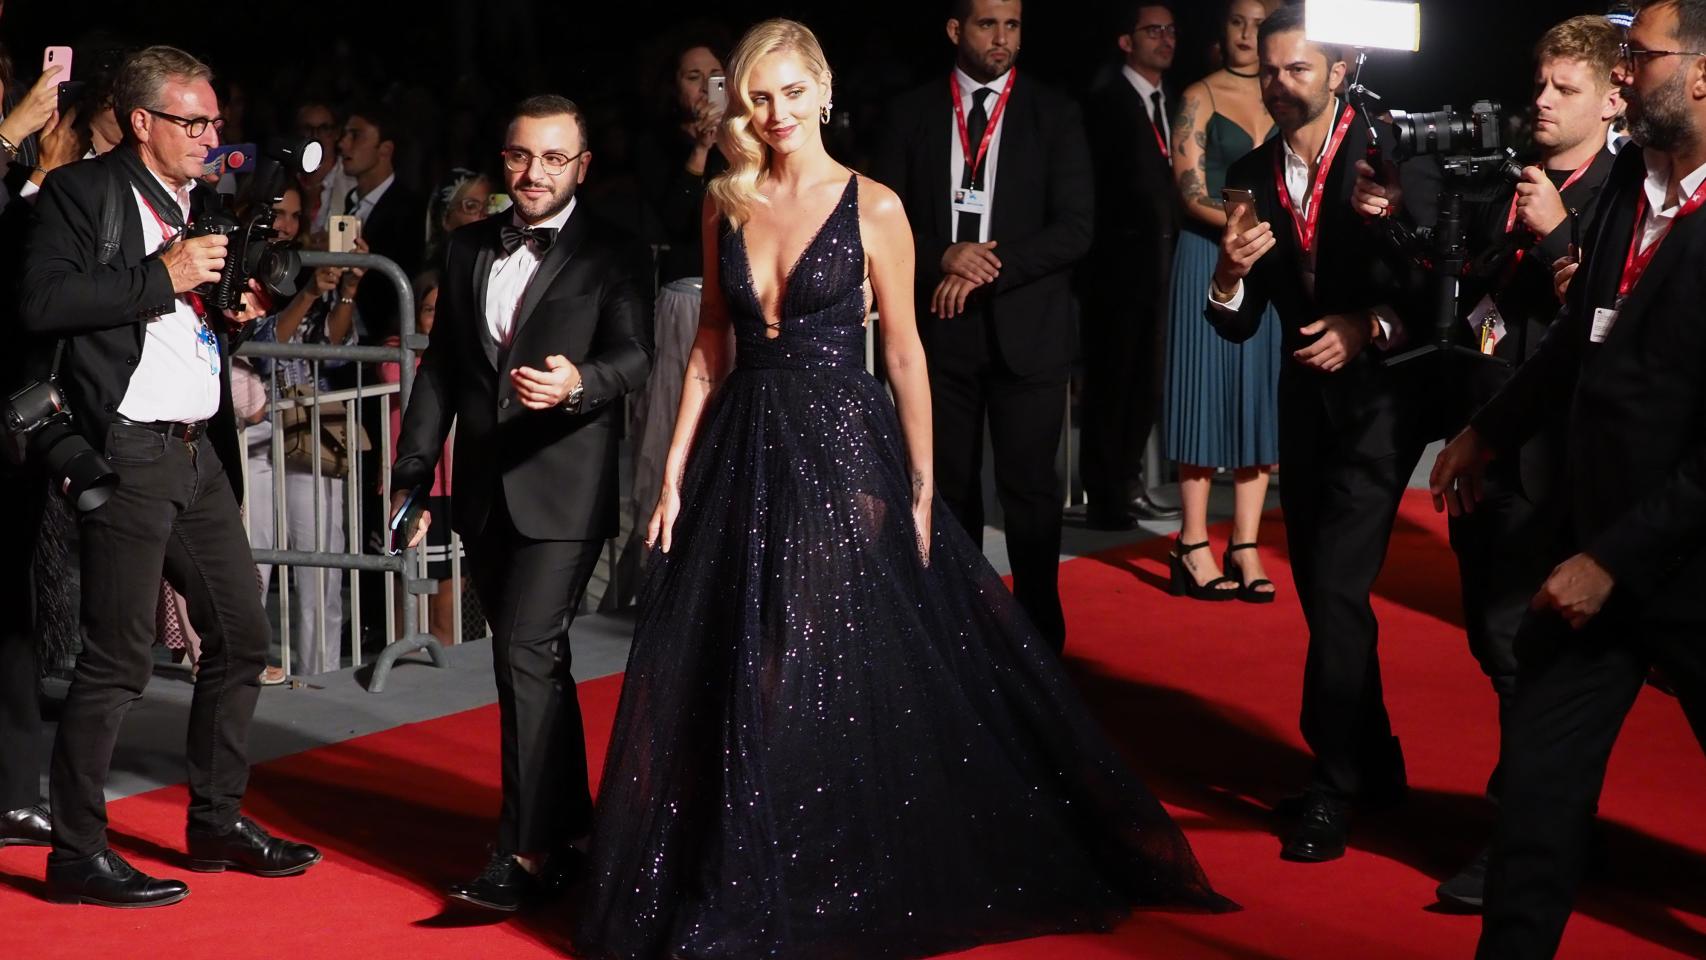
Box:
[42,46,73,82]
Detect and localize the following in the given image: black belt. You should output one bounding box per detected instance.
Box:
[114,416,207,442]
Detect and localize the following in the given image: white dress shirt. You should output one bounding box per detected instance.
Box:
[1121,64,1168,145]
[311,158,362,232]
[949,67,1013,244]
[1209,101,1396,346]
[1635,153,1706,255]
[485,197,578,348]
[342,171,394,224]
[119,171,222,423]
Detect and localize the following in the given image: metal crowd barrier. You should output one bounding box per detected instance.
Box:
[233,251,449,693]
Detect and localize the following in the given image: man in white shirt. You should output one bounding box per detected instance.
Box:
[18,44,320,910]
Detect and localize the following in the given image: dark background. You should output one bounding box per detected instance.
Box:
[0,0,1617,193]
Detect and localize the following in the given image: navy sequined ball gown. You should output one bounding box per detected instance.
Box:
[571,176,1234,960]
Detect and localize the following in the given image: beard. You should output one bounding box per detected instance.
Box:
[511,176,576,223]
[1265,81,1334,133]
[1628,68,1693,151]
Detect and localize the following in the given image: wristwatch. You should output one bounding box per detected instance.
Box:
[561,380,585,413]
[0,132,19,161]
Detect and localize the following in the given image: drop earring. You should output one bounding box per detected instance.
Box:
[821,103,832,124]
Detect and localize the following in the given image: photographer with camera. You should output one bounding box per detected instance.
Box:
[1431,1,1706,954]
[16,45,319,908]
[1351,15,1623,912]
[1205,4,1434,863]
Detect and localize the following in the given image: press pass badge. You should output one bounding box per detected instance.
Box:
[1590,306,1618,344]
[951,188,988,217]
[1466,294,1505,354]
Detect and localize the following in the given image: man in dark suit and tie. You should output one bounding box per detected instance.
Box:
[1206,7,1430,861]
[335,102,425,342]
[1082,0,1183,529]
[1433,3,1706,955]
[392,94,651,912]
[875,0,1094,652]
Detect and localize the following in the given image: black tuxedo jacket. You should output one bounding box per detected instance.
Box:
[1206,112,1429,460]
[17,150,247,495]
[1085,75,1178,269]
[355,182,426,341]
[392,208,652,542]
[874,71,1095,374]
[1472,145,1706,621]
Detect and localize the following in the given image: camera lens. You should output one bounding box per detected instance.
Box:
[33,421,118,512]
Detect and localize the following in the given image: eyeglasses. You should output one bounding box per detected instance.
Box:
[1135,24,1177,39]
[1619,41,1706,67]
[500,148,588,175]
[147,108,224,138]
[453,196,487,214]
[299,122,338,138]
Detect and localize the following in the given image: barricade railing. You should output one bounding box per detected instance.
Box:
[233,251,449,693]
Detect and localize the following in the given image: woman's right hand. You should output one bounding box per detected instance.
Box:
[646,486,683,554]
[311,265,342,296]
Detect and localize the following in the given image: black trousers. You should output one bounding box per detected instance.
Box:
[1446,459,1550,798]
[1477,610,1706,960]
[1279,408,1424,800]
[466,495,602,854]
[0,470,45,812]
[50,424,270,861]
[1080,244,1170,512]
[927,311,1069,652]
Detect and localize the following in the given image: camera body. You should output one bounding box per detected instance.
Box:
[1390,100,1504,160]
[2,379,118,511]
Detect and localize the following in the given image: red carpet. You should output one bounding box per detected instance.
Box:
[4,490,1705,959]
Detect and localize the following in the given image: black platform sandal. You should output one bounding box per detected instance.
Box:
[1169,539,1239,601]
[1224,542,1276,604]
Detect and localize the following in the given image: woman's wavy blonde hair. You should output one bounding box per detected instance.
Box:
[708,18,833,229]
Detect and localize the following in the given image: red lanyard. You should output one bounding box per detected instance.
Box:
[1619,176,1706,300]
[1503,160,1593,270]
[1273,105,1355,255]
[140,193,208,319]
[951,70,1016,188]
[1150,108,1170,159]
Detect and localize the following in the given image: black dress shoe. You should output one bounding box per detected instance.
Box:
[1436,846,1489,912]
[0,803,51,848]
[1084,507,1137,531]
[187,817,321,877]
[46,848,189,908]
[448,848,536,912]
[1131,491,1183,522]
[1281,791,1349,862]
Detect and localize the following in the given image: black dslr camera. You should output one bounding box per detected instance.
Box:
[2,378,118,512]
[1389,100,1524,183]
[185,137,324,312]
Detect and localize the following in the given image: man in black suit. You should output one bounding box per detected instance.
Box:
[392,94,651,912]
[1206,6,1430,862]
[18,45,319,908]
[874,0,1094,652]
[335,101,424,343]
[1081,0,1183,529]
[1433,3,1706,955]
[1356,14,1624,911]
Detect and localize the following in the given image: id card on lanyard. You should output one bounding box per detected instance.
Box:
[1595,175,1706,342]
[1273,105,1355,256]
[950,71,1015,218]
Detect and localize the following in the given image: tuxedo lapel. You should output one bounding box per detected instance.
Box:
[1599,203,1706,350]
[510,205,588,342]
[468,220,500,368]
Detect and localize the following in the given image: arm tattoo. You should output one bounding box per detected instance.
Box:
[1171,95,1197,160]
[912,470,925,497]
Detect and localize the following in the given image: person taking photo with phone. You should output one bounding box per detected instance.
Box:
[1205,5,1433,864]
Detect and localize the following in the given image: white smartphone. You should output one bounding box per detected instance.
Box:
[707,74,727,115]
[329,214,361,254]
[42,45,73,82]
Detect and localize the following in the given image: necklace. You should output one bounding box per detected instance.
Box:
[1226,66,1259,78]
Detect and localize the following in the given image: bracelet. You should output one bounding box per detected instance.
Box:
[0,132,19,160]
[336,296,356,306]
[1210,277,1236,302]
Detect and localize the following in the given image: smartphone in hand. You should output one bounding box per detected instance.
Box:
[387,489,426,556]
[42,46,73,82]
[707,74,728,115]
[1222,187,1258,234]
[329,214,361,254]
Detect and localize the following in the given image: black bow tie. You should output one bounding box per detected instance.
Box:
[498,224,558,256]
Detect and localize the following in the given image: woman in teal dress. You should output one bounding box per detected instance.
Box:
[1162,0,1283,603]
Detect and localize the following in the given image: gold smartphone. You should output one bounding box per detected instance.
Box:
[1222,188,1258,234]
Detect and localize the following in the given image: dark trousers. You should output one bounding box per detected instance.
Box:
[1447,460,1549,798]
[927,312,1069,652]
[0,471,45,811]
[1279,408,1424,799]
[1080,245,1169,512]
[1477,611,1706,960]
[466,496,602,854]
[50,424,270,861]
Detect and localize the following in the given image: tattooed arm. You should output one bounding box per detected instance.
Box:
[1172,82,1228,230]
